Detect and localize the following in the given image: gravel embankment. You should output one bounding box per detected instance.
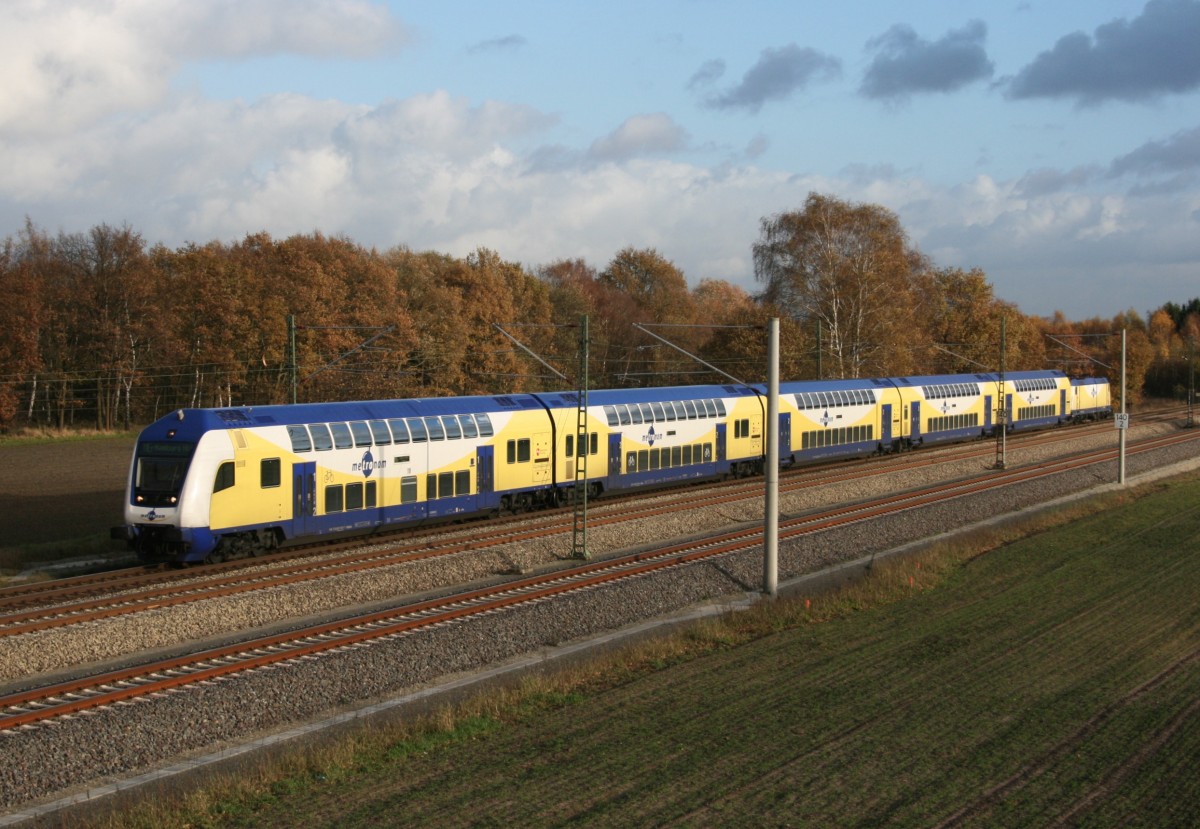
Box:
[1,424,1197,811]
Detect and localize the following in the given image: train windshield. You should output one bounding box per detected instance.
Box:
[134,441,196,507]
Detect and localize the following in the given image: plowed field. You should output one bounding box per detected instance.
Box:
[0,437,134,562]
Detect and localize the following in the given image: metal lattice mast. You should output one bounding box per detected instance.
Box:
[994,315,1007,470]
[571,315,590,560]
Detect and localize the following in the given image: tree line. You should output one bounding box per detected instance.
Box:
[1,193,1195,434]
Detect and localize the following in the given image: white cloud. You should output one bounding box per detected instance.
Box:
[587,114,690,161]
[2,1,1198,321]
[0,0,404,136]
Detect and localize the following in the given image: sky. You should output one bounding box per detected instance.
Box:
[2,1,1199,320]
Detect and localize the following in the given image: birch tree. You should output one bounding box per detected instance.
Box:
[753,193,923,378]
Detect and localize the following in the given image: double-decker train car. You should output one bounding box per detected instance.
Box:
[114,369,1111,564]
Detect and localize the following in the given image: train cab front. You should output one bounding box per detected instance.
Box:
[116,419,203,562]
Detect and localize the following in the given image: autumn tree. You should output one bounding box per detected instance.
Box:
[0,225,46,430]
[598,247,697,386]
[753,193,923,379]
[389,247,546,396]
[919,267,1010,373]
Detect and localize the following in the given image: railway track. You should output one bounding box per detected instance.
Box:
[0,415,1167,637]
[3,427,1196,733]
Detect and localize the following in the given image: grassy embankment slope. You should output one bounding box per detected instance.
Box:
[77,473,1200,828]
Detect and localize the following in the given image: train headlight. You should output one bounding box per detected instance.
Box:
[136,495,144,504]
[170,496,178,504]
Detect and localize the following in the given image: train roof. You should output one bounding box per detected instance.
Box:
[547,384,761,408]
[890,369,1067,386]
[775,377,897,394]
[146,393,547,433]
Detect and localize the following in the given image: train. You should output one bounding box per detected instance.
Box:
[112,369,1112,564]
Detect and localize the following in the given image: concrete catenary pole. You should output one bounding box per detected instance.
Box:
[764,317,779,598]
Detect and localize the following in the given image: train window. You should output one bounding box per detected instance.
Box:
[617,405,632,426]
[661,403,675,421]
[637,449,648,470]
[425,417,445,441]
[456,470,470,495]
[325,485,343,513]
[566,434,574,458]
[518,438,531,462]
[346,483,364,511]
[438,472,453,498]
[657,448,668,469]
[214,462,235,493]
[475,414,494,437]
[682,400,697,419]
[365,480,377,508]
[400,476,417,504]
[310,423,333,451]
[651,402,667,422]
[506,440,515,463]
[286,425,312,453]
[389,419,410,444]
[261,458,281,488]
[369,420,392,445]
[442,416,462,440]
[407,418,427,442]
[459,415,478,439]
[590,432,598,455]
[604,406,618,427]
[627,452,637,472]
[682,445,692,465]
[704,444,712,462]
[704,399,718,417]
[628,405,643,425]
[330,423,353,450]
[350,422,373,448]
[715,399,727,417]
[671,446,683,466]
[676,401,691,420]
[426,474,438,499]
[639,403,653,422]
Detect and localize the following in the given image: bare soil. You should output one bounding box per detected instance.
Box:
[0,437,134,561]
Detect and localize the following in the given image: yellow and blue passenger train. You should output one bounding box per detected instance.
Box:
[114,369,1111,564]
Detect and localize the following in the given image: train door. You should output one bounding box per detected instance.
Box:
[1060,388,1068,420]
[609,434,622,478]
[292,461,315,536]
[476,446,494,495]
[532,432,552,483]
[984,395,993,432]
[1005,394,1013,429]
[716,422,727,462]
[778,412,791,457]
[881,404,892,447]
[910,401,921,442]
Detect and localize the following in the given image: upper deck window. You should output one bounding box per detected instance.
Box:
[286,426,312,452]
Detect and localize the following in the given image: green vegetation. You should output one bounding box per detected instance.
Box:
[72,474,1200,827]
